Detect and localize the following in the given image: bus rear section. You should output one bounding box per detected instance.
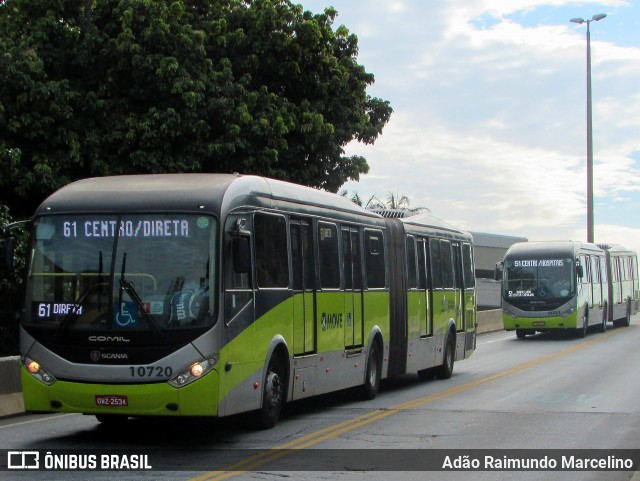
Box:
[499,241,607,338]
[598,244,639,327]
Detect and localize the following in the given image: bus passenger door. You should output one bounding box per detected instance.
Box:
[451,242,464,332]
[430,238,457,337]
[342,227,363,348]
[591,256,603,307]
[462,243,477,332]
[417,238,431,337]
[291,220,316,355]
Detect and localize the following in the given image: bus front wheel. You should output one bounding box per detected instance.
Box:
[255,356,285,429]
[577,310,588,338]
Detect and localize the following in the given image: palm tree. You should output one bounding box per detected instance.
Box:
[365,191,429,214]
[339,189,363,206]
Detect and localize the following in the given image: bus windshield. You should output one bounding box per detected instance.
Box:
[24,215,217,335]
[503,257,575,302]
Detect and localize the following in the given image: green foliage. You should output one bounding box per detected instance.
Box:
[0,204,28,355]
[0,0,391,346]
[0,0,392,219]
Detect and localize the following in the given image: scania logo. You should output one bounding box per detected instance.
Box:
[89,350,128,362]
[88,335,131,343]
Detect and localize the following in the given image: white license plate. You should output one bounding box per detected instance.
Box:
[95,395,128,407]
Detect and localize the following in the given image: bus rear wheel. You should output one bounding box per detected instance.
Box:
[614,302,632,328]
[577,310,588,338]
[435,331,455,380]
[361,342,381,400]
[597,304,607,333]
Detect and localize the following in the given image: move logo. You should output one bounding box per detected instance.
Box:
[321,312,343,331]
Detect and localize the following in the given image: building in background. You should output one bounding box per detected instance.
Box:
[471,232,528,310]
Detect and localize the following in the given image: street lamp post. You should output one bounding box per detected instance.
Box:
[570,13,606,244]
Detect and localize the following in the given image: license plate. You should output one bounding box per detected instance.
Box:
[95,395,128,407]
[533,321,545,327]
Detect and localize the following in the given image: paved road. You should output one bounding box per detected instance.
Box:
[1,318,639,481]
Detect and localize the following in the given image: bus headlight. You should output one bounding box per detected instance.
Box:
[168,357,217,388]
[561,307,576,318]
[23,356,57,386]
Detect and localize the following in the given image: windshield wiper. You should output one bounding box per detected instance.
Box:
[118,253,163,337]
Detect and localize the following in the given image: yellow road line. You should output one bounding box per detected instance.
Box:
[190,327,625,480]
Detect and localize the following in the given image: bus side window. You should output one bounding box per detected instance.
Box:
[225,220,253,323]
[440,240,454,289]
[233,237,251,277]
[255,213,289,288]
[417,239,427,290]
[584,255,592,284]
[406,235,417,289]
[365,230,386,289]
[319,223,340,289]
[452,242,462,289]
[430,238,443,289]
[462,243,475,289]
[577,255,586,282]
[601,257,608,284]
[591,256,600,284]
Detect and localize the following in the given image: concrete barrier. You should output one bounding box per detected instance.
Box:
[0,310,504,419]
[0,355,23,419]
[477,308,504,334]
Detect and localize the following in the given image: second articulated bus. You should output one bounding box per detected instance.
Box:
[15,174,477,427]
[498,241,638,338]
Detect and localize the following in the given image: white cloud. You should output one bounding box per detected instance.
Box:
[304,0,640,253]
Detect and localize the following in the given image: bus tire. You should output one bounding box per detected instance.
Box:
[623,301,631,327]
[255,355,285,429]
[597,304,607,333]
[577,309,588,338]
[435,331,455,380]
[361,341,381,400]
[516,329,527,339]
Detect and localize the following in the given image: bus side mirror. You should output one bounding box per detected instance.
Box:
[494,262,503,281]
[576,264,584,279]
[233,236,251,274]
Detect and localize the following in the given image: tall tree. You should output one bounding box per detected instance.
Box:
[0,0,392,218]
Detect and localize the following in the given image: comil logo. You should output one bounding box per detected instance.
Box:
[8,451,40,469]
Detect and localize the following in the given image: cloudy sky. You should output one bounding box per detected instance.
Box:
[300,0,640,254]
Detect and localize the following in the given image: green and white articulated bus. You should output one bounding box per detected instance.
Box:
[498,240,638,339]
[17,174,477,427]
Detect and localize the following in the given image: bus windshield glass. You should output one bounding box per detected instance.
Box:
[503,257,575,302]
[24,215,217,334]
